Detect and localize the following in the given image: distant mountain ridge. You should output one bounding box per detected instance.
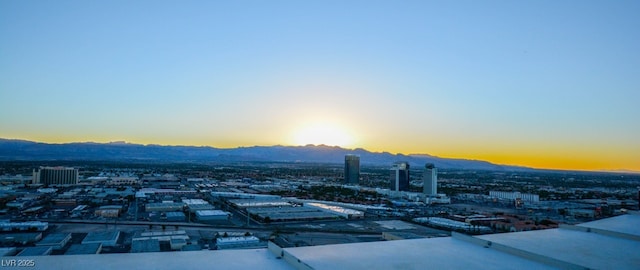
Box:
[0,138,529,171]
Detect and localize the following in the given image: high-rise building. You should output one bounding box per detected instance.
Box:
[33,167,79,185]
[390,162,410,191]
[423,163,437,195]
[344,155,360,185]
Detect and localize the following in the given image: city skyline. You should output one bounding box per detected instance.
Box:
[1,1,639,171]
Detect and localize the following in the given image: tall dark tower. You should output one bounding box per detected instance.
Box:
[390,162,410,191]
[344,155,360,185]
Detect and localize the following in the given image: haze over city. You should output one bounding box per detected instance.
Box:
[1,1,638,171]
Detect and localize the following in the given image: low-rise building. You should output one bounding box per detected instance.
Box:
[196,210,230,221]
[216,236,260,249]
[145,202,185,212]
[65,243,102,255]
[36,233,72,250]
[95,205,123,218]
[0,221,48,232]
[165,212,186,222]
[82,231,120,247]
[16,246,52,256]
[131,239,160,253]
[0,232,43,245]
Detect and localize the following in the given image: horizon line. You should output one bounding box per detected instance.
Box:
[2,137,639,175]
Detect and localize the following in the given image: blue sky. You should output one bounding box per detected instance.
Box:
[1,1,639,170]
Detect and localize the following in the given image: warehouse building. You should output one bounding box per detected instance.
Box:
[36,233,72,250]
[133,231,189,251]
[229,199,292,208]
[195,210,230,221]
[216,236,260,249]
[165,211,186,222]
[16,246,52,256]
[82,231,120,247]
[145,202,185,212]
[247,206,339,222]
[183,199,214,212]
[0,232,42,245]
[305,202,364,219]
[0,221,48,232]
[131,239,160,253]
[94,205,123,218]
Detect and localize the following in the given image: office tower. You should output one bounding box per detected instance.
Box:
[389,162,410,191]
[423,163,437,195]
[344,155,360,185]
[33,167,79,185]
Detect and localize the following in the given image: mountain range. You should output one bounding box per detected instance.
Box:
[0,138,529,171]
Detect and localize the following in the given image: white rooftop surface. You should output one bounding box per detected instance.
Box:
[283,237,556,270]
[477,228,640,270]
[576,213,640,237]
[8,249,293,270]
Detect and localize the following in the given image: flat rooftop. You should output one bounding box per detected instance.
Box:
[16,246,52,256]
[37,233,71,246]
[82,231,120,244]
[477,226,640,270]
[65,243,102,255]
[281,237,556,270]
[576,213,640,237]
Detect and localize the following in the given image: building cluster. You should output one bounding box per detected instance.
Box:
[0,157,635,261]
[343,156,441,196]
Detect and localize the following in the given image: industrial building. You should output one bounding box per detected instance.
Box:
[247,206,339,222]
[145,202,185,212]
[94,205,123,218]
[32,167,78,185]
[344,155,360,185]
[389,162,410,191]
[413,217,492,233]
[107,177,139,186]
[131,239,160,253]
[0,232,43,245]
[0,221,48,232]
[216,236,260,249]
[229,199,292,208]
[82,231,120,247]
[183,199,214,212]
[422,163,437,195]
[196,210,230,221]
[16,246,52,256]
[489,191,540,203]
[305,203,364,219]
[165,211,186,222]
[35,233,72,250]
[132,231,189,251]
[210,191,281,200]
